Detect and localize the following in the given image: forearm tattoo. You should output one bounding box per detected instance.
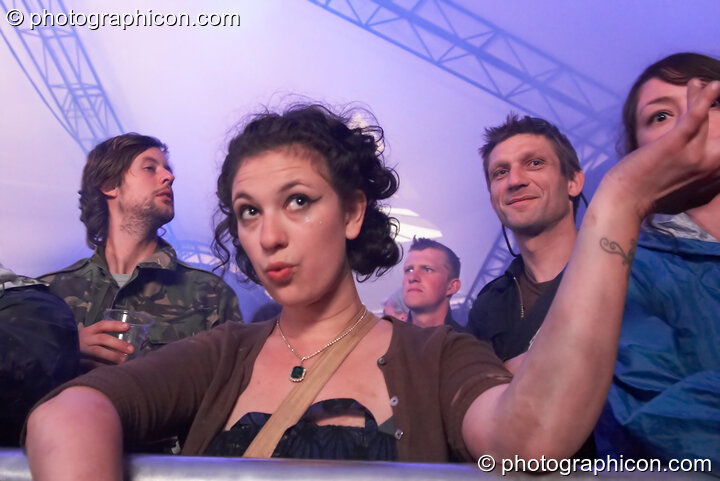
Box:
[599,238,637,275]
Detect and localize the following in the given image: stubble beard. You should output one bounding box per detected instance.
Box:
[505,218,546,238]
[503,202,571,239]
[120,198,174,238]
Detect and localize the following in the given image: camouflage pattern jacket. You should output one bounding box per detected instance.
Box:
[40,239,243,351]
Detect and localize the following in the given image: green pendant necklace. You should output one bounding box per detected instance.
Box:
[276,307,368,382]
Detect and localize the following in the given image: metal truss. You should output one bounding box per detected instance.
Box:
[309,0,623,317]
[168,236,223,270]
[309,0,620,150]
[0,0,123,153]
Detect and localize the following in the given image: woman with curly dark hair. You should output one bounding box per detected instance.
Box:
[211,104,401,284]
[26,93,720,475]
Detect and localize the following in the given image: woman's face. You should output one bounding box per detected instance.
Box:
[230,147,365,307]
[635,77,720,148]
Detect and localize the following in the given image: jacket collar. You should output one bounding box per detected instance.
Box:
[504,255,525,278]
[92,237,178,273]
[640,213,720,256]
[407,307,456,328]
[643,213,717,243]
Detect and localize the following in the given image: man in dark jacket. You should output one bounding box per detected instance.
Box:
[467,114,585,371]
[467,114,594,459]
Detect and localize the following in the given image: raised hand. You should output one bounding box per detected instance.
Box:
[610,79,720,218]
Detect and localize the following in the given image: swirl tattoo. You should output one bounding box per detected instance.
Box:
[599,238,637,275]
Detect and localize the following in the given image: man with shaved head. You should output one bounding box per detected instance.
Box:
[402,237,464,330]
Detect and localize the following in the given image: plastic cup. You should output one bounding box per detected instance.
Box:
[102,309,155,359]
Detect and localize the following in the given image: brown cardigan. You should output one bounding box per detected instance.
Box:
[39,318,511,462]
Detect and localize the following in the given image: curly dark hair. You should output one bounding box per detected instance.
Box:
[621,52,720,155]
[79,133,168,248]
[479,113,583,216]
[212,104,401,284]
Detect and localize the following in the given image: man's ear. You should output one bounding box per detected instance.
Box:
[446,278,461,297]
[344,190,367,241]
[101,183,119,199]
[568,170,585,198]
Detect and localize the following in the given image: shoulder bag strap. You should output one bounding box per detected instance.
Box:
[242,311,379,458]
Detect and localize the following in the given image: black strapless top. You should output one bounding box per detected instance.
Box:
[205,398,397,460]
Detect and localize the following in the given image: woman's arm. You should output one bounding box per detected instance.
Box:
[24,322,246,477]
[462,79,720,460]
[26,387,124,481]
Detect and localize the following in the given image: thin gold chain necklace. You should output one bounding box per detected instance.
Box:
[276,306,368,382]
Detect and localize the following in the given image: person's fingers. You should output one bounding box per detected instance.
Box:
[78,325,100,352]
[94,334,134,354]
[78,322,134,364]
[703,83,720,170]
[92,320,131,333]
[612,79,720,218]
[79,331,133,354]
[680,80,720,140]
[82,345,128,364]
[686,78,704,105]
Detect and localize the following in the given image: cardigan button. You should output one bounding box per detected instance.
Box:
[394,429,404,440]
[377,356,387,366]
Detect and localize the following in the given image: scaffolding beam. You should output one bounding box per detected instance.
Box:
[0,0,123,152]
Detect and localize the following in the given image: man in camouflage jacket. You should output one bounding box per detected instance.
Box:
[41,240,242,349]
[41,133,242,369]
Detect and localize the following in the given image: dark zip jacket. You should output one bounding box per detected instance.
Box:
[466,256,562,362]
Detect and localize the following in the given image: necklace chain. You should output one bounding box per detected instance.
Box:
[276,306,368,365]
